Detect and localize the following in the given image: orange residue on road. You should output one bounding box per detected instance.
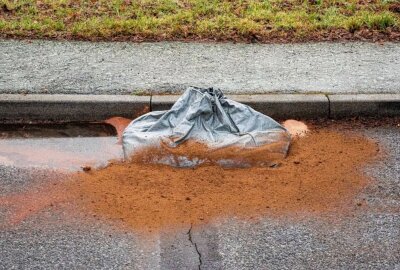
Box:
[0,127,379,234]
[104,106,150,143]
[0,184,70,226]
[104,117,132,144]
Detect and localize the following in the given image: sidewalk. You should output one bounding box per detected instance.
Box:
[1,40,399,95]
[0,40,399,121]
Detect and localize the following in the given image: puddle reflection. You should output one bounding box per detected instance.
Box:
[0,124,122,171]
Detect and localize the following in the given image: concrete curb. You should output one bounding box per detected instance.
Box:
[0,93,399,122]
[152,94,329,119]
[0,94,150,122]
[328,94,400,118]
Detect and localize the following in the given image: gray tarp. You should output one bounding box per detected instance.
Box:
[122,87,290,167]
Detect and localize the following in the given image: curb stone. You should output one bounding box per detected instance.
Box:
[0,94,399,122]
[0,94,150,122]
[328,94,400,118]
[152,94,329,119]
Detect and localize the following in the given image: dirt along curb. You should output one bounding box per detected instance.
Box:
[0,93,399,123]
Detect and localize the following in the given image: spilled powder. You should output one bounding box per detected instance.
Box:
[104,117,132,143]
[282,119,309,137]
[60,128,378,232]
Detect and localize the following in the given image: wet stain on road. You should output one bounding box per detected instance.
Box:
[0,123,122,170]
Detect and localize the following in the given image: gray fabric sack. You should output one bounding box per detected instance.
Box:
[122,87,290,167]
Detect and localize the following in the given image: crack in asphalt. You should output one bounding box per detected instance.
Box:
[188,224,203,270]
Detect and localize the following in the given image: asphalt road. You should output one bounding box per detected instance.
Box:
[1,40,400,95]
[0,124,399,269]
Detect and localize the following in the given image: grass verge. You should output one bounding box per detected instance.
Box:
[1,0,400,42]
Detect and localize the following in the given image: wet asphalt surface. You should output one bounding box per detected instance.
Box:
[0,124,399,269]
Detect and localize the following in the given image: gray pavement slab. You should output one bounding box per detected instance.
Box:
[0,123,399,269]
[1,40,400,95]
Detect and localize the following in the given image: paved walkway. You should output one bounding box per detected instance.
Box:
[1,40,399,95]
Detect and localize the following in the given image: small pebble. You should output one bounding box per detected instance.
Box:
[269,163,281,168]
[82,166,91,172]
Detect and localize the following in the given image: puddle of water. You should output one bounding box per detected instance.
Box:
[0,123,122,171]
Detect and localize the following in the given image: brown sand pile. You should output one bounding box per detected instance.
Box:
[62,128,377,232]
